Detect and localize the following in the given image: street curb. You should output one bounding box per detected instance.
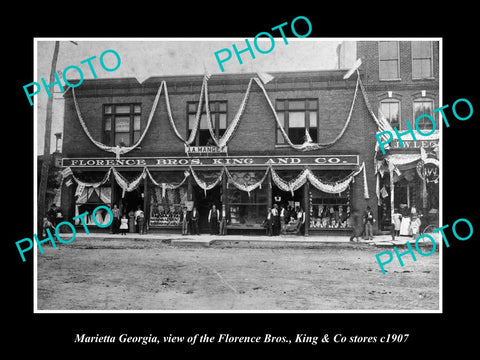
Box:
[65,234,439,249]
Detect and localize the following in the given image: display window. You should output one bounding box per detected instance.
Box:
[148,172,187,227]
[227,171,268,228]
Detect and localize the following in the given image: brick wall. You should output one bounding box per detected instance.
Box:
[357,41,440,131]
[62,70,385,231]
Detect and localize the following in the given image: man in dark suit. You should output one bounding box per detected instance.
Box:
[190,207,200,235]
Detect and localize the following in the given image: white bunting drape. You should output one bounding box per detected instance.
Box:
[70,167,112,189]
[72,81,163,159]
[189,166,224,196]
[64,162,369,201]
[145,168,190,198]
[253,75,360,151]
[204,78,254,149]
[71,71,393,157]
[164,75,209,145]
[224,167,269,196]
[110,167,147,197]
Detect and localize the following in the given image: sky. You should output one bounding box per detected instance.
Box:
[35,38,351,155]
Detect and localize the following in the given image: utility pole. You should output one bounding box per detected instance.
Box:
[37,41,60,233]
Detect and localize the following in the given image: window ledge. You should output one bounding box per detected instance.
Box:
[411,77,436,81]
[378,78,402,82]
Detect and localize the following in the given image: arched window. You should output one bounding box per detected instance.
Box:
[413,98,435,132]
[379,99,401,129]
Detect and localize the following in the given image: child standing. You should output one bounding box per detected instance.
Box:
[120,214,128,235]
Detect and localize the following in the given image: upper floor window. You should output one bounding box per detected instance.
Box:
[413,99,435,132]
[103,104,141,146]
[187,101,227,146]
[379,99,400,129]
[379,41,400,80]
[275,99,318,145]
[412,41,433,79]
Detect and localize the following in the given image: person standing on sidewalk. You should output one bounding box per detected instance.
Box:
[296,207,306,236]
[349,208,362,242]
[120,214,129,235]
[279,205,286,235]
[208,204,220,235]
[190,207,200,235]
[272,204,280,236]
[363,205,375,240]
[181,206,189,235]
[219,204,227,235]
[111,203,121,234]
[135,205,145,235]
[264,208,273,236]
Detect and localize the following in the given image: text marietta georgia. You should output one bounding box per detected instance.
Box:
[15,205,113,262]
[74,332,409,345]
[375,217,474,274]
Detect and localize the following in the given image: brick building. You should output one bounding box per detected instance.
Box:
[58,40,438,235]
[351,40,440,232]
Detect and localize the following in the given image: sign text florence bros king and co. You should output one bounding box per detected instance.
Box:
[62,155,359,168]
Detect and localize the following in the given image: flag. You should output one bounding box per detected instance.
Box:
[204,68,211,81]
[75,183,85,197]
[256,71,274,84]
[420,146,427,161]
[380,186,388,198]
[65,178,73,187]
[61,167,73,178]
[343,58,362,79]
[304,128,313,143]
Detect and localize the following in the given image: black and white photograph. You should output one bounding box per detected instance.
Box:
[34,38,440,312]
[6,8,479,355]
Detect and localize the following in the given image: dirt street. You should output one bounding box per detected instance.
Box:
[36,238,439,311]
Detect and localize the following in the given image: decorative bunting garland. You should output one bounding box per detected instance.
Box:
[73,71,394,156]
[64,162,369,201]
[204,78,254,149]
[189,166,225,196]
[253,75,360,151]
[72,80,163,159]
[224,167,269,197]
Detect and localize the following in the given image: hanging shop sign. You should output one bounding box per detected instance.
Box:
[416,158,440,183]
[62,155,359,168]
[185,145,228,154]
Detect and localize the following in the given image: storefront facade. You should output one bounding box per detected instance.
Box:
[353,40,440,232]
[59,67,392,235]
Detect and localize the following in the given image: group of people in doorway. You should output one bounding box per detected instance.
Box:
[391,204,423,240]
[263,204,306,236]
[180,204,228,236]
[110,203,145,235]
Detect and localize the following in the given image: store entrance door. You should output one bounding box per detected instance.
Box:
[272,185,304,222]
[193,185,222,233]
[119,186,144,216]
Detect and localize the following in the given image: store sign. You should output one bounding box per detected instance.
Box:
[62,155,359,168]
[391,139,439,149]
[416,158,440,183]
[185,146,227,154]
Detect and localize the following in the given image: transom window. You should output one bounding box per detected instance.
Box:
[412,41,433,79]
[379,41,400,80]
[187,101,227,146]
[103,104,141,146]
[275,99,318,145]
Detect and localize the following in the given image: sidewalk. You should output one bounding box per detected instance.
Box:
[66,231,440,248]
